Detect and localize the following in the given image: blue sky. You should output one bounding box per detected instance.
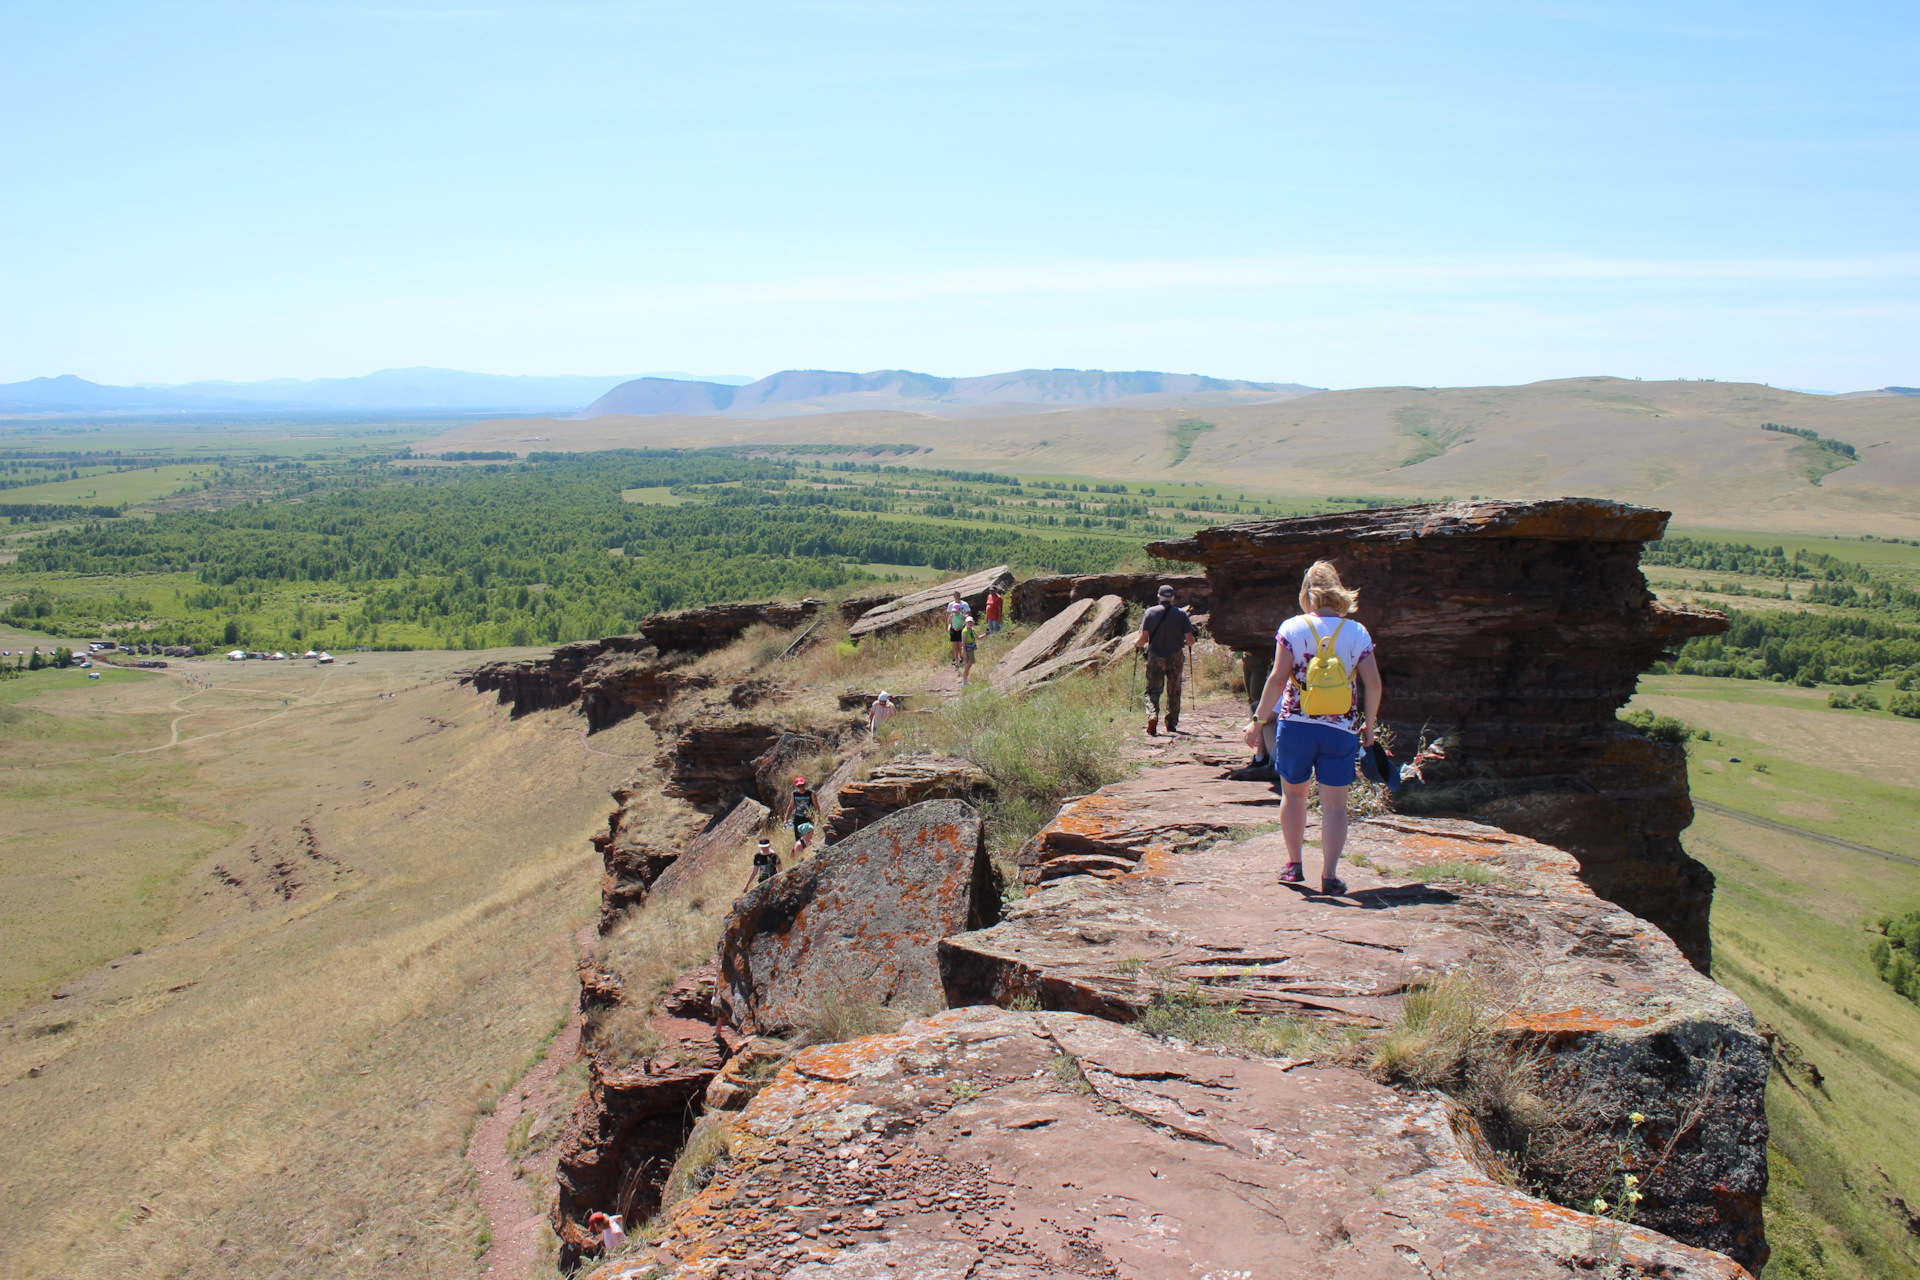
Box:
[2,1,1914,389]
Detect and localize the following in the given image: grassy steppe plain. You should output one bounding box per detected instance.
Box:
[0,629,646,1279]
[1630,674,1920,1280]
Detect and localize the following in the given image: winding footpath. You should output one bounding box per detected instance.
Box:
[470,925,595,1278]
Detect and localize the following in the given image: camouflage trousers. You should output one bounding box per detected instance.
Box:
[1144,650,1185,726]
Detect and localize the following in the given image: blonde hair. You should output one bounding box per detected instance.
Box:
[1299,560,1359,616]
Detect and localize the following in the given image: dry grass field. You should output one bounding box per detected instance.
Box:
[0,630,647,1279]
[415,378,1920,538]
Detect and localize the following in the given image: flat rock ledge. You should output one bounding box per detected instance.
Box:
[940,759,1768,1269]
[592,1006,1748,1280]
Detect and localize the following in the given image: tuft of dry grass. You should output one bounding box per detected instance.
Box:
[1135,978,1354,1060]
[914,665,1135,856]
[589,829,759,1067]
[793,989,916,1046]
[659,1116,733,1212]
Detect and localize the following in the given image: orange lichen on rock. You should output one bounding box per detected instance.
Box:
[588,1007,1751,1280]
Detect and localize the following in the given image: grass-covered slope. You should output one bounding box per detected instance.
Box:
[1629,675,1920,1279]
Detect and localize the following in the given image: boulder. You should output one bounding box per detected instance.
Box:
[594,1007,1750,1280]
[646,797,772,901]
[639,598,823,655]
[838,591,901,622]
[819,754,994,843]
[941,749,1768,1269]
[987,595,1096,688]
[660,723,785,814]
[997,632,1131,694]
[1010,571,1209,622]
[1148,497,1729,969]
[1072,590,1131,644]
[846,566,1013,639]
[749,730,830,816]
[718,800,992,1035]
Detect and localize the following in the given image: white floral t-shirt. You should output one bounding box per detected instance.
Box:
[1275,613,1374,734]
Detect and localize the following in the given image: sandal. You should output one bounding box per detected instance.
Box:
[1320,876,1349,896]
[1279,863,1305,883]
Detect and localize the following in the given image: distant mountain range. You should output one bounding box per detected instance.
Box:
[0,367,1316,417]
[576,368,1322,418]
[0,368,754,414]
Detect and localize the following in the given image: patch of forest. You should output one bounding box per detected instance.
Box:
[0,451,1139,652]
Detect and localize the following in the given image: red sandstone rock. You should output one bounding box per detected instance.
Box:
[1011,571,1209,623]
[593,1007,1750,1280]
[988,595,1097,687]
[837,591,901,622]
[1147,497,1728,968]
[846,566,1013,639]
[718,800,993,1035]
[639,599,823,654]
[940,716,1768,1271]
[819,755,994,843]
[553,973,734,1257]
[646,798,773,901]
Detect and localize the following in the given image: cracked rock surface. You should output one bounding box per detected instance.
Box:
[592,1007,1747,1280]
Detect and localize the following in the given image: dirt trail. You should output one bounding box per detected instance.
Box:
[470,924,593,1279]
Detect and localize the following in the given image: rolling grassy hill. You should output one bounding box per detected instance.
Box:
[420,377,1920,538]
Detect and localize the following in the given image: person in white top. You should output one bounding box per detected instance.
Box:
[587,1210,626,1252]
[868,690,897,736]
[1251,560,1382,896]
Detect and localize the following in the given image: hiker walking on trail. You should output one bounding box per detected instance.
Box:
[1136,583,1196,736]
[746,837,780,889]
[946,592,968,666]
[867,690,896,736]
[1252,560,1381,896]
[960,616,979,685]
[789,774,823,855]
[983,586,1005,634]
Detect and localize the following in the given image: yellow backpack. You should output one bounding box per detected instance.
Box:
[1293,618,1353,716]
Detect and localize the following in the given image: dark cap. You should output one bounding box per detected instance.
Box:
[1156,584,1176,599]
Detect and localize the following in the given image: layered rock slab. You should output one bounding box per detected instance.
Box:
[1147,497,1728,968]
[596,1007,1748,1280]
[943,792,1769,1268]
[1010,571,1209,623]
[719,800,994,1035]
[820,754,993,843]
[846,565,1014,639]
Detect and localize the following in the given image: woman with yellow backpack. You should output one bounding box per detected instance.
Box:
[1251,560,1382,895]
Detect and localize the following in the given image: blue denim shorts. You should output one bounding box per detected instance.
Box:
[1273,720,1360,786]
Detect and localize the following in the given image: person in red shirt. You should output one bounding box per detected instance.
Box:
[983,587,1005,634]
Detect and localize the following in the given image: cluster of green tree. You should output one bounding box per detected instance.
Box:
[1762,422,1858,460]
[433,450,516,461]
[1870,913,1920,1005]
[1663,610,1920,685]
[4,503,123,521]
[2,450,1133,651]
[1648,537,1920,615]
[730,443,924,457]
[824,460,1023,485]
[1646,537,1872,583]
